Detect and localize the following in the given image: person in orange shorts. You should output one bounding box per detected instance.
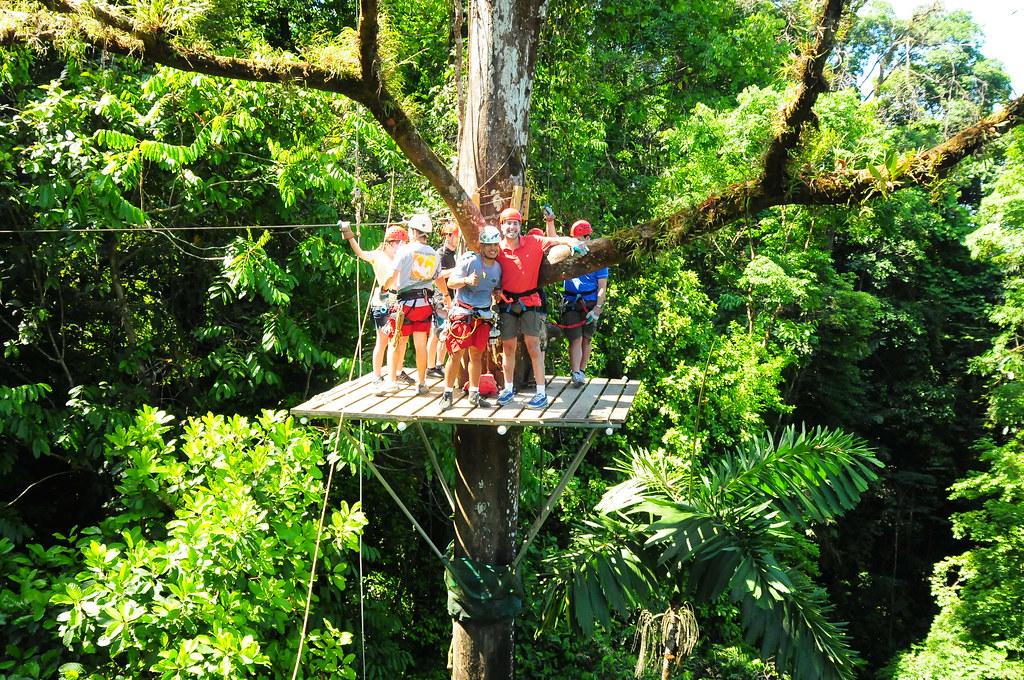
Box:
[438,226,503,411]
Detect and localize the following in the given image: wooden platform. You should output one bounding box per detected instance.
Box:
[290,373,638,429]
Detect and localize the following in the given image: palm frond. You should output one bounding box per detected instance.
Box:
[538,515,661,638]
[737,570,859,680]
[645,502,858,680]
[705,425,882,526]
[545,424,880,680]
[597,446,691,515]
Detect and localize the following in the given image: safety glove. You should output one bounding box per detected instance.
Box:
[338,220,356,240]
[586,307,601,323]
[571,238,589,256]
[542,204,555,220]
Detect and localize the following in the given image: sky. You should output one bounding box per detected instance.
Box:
[876,1,1024,96]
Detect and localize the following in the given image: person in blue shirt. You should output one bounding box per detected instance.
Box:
[553,219,608,388]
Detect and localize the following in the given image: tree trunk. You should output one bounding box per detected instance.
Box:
[457,0,548,218]
[449,3,546,675]
[451,425,521,680]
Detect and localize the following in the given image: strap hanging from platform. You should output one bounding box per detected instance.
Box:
[445,548,523,624]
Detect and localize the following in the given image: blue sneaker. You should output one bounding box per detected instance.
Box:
[496,388,515,406]
[525,393,549,409]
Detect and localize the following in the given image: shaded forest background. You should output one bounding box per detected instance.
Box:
[2,0,1023,678]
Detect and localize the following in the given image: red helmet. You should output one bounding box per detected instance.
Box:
[527,228,544,236]
[441,221,459,235]
[570,220,592,237]
[384,225,409,242]
[499,208,523,224]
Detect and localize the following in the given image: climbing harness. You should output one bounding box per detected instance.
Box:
[447,299,496,340]
[498,288,544,317]
[549,293,597,330]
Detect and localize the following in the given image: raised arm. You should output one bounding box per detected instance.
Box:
[339,222,375,263]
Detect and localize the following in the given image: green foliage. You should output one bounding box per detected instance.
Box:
[0,383,55,467]
[2,2,1021,679]
[541,426,882,680]
[888,129,1024,680]
[530,0,791,230]
[845,2,1011,133]
[1,407,365,680]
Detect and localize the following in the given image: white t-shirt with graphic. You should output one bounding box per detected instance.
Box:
[390,241,440,307]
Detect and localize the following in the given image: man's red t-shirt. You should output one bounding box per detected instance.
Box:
[496,234,558,307]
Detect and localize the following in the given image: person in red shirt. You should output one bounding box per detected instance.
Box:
[494,207,588,409]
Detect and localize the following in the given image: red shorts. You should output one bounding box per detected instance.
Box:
[388,303,433,337]
[446,317,490,354]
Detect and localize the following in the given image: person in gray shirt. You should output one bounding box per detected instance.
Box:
[439,226,503,410]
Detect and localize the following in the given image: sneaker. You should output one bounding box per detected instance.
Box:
[468,392,491,408]
[397,371,416,386]
[496,388,515,407]
[417,383,430,396]
[371,376,385,389]
[374,380,397,397]
[439,391,454,412]
[525,393,549,409]
[571,371,585,388]
[426,366,445,379]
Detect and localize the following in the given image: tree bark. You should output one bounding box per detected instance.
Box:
[457,0,547,222]
[447,4,546,673]
[451,425,521,680]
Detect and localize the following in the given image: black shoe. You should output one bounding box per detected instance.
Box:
[439,391,454,411]
[397,371,416,386]
[426,366,445,379]
[468,392,491,408]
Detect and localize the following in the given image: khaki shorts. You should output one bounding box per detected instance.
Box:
[499,308,545,341]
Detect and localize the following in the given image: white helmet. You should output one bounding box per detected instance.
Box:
[407,213,433,234]
[479,226,501,244]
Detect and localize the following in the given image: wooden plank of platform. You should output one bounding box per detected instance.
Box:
[583,380,631,423]
[559,378,613,422]
[292,372,374,413]
[607,381,640,423]
[291,372,637,429]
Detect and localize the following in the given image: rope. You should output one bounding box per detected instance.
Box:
[548,298,593,329]
[446,316,483,340]
[352,113,369,680]
[290,418,343,680]
[357,423,367,680]
[292,128,374,677]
